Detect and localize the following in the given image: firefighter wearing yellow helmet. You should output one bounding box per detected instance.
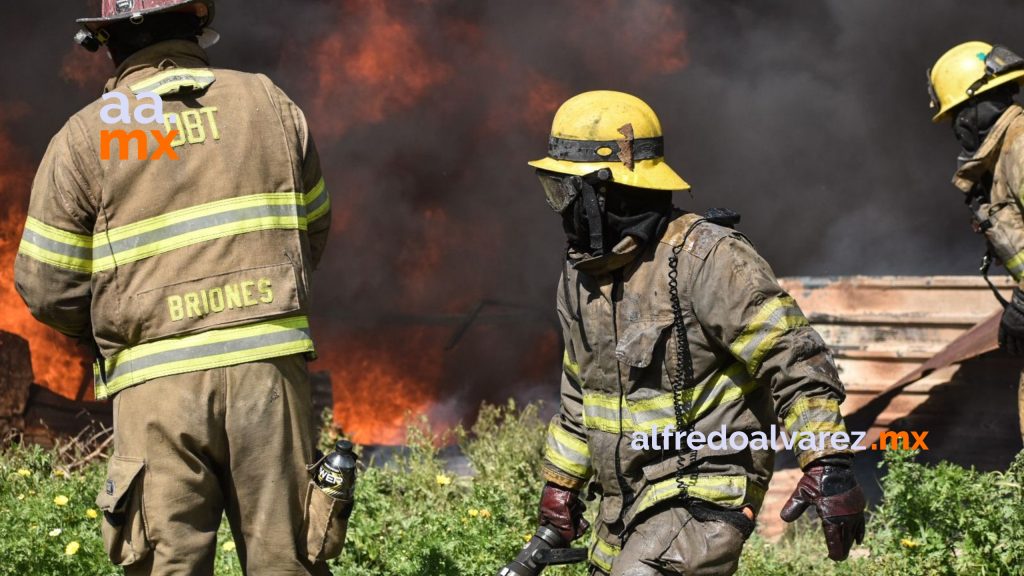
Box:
[501,91,866,575]
[928,42,1024,438]
[15,1,349,573]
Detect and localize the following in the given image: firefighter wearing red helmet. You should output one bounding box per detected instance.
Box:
[15,1,346,574]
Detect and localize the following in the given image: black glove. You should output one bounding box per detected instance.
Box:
[780,457,866,561]
[538,483,589,544]
[999,288,1024,356]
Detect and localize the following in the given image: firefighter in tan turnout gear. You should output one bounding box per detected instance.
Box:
[14,1,349,574]
[927,41,1024,438]
[511,91,867,575]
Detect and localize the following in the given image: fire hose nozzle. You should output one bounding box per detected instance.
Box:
[496,525,588,576]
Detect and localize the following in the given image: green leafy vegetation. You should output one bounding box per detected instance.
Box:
[2,403,1023,575]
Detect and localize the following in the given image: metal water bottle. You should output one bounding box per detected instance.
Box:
[315,440,357,500]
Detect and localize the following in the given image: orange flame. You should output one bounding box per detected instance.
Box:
[302,0,453,138]
[0,105,88,397]
[312,327,449,445]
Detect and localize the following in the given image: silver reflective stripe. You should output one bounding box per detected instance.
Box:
[20,228,92,260]
[103,325,311,384]
[95,203,302,259]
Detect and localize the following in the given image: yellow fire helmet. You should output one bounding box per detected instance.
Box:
[928,41,1024,123]
[528,90,690,191]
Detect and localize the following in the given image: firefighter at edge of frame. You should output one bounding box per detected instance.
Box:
[927,41,1024,440]
[13,1,345,574]
[505,91,867,575]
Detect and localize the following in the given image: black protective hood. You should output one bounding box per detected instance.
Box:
[562,182,673,257]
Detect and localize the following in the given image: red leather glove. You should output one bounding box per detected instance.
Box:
[780,460,866,561]
[538,482,589,544]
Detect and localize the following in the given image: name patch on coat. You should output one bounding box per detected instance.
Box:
[167,277,274,321]
[132,263,301,342]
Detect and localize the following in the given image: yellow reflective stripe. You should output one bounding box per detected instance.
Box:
[562,349,581,381]
[1006,249,1024,281]
[783,397,844,433]
[796,421,846,434]
[582,363,757,434]
[785,397,847,468]
[93,215,304,271]
[686,363,759,422]
[97,193,303,243]
[304,178,331,223]
[729,295,809,373]
[90,192,307,271]
[129,68,215,95]
[17,239,92,273]
[307,194,330,223]
[544,422,591,478]
[24,217,92,248]
[18,217,94,272]
[588,536,620,572]
[94,316,314,398]
[303,178,326,205]
[637,475,748,513]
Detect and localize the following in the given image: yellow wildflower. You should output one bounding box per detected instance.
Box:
[16,469,31,477]
[523,533,533,543]
[65,541,80,556]
[479,509,491,519]
[435,474,451,486]
[86,509,99,519]
[48,528,62,537]
[222,541,237,552]
[54,495,70,506]
[468,508,479,517]
[54,470,65,478]
[17,494,25,501]
[900,538,919,549]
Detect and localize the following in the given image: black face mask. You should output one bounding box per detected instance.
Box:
[952,85,1018,156]
[560,181,672,255]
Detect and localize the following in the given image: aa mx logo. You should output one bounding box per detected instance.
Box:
[99,91,180,161]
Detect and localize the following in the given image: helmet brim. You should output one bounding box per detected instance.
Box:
[932,70,1024,123]
[77,1,211,32]
[527,157,690,191]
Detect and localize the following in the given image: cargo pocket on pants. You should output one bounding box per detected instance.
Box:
[95,455,151,566]
[303,480,353,563]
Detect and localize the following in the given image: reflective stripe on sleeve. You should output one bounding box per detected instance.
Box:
[784,396,848,467]
[729,295,810,374]
[304,178,330,223]
[783,397,845,436]
[17,217,93,273]
[588,535,621,573]
[563,349,581,384]
[582,363,757,434]
[544,420,592,479]
[94,316,315,399]
[1005,249,1024,281]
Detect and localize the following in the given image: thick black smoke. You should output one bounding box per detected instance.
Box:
[3,0,1024,436]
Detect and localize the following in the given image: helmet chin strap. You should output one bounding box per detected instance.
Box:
[578,178,604,256]
[574,169,613,256]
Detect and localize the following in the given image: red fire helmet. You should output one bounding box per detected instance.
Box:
[77,0,215,32]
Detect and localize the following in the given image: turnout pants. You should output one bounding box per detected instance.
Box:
[590,506,745,576]
[97,354,332,576]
